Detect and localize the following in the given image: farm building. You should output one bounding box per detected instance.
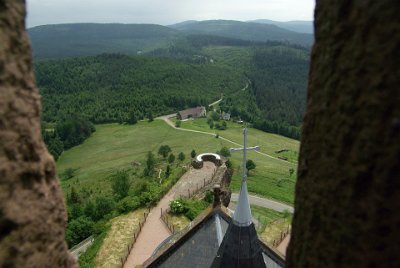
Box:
[177,106,206,120]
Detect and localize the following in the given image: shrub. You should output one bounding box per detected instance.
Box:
[65,216,94,247]
[116,196,140,213]
[219,147,231,157]
[111,170,130,200]
[170,200,185,214]
[246,159,256,171]
[204,191,214,203]
[158,145,171,158]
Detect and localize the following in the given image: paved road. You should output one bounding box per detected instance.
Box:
[157,115,296,166]
[230,193,294,213]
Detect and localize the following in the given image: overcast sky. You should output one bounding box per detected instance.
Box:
[26,0,315,28]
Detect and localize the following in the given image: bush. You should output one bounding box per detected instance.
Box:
[66,216,94,247]
[191,149,196,158]
[116,196,140,213]
[93,197,115,221]
[111,170,131,200]
[175,120,181,127]
[219,147,231,157]
[169,198,209,220]
[246,159,256,171]
[204,191,214,203]
[139,182,162,206]
[158,145,171,158]
[170,200,185,214]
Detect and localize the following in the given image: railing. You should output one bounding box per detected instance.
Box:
[272,225,291,248]
[120,165,221,267]
[120,208,150,267]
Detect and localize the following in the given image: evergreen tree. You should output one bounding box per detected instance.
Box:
[168,153,175,164]
[178,152,185,161]
[144,151,156,176]
[165,165,171,178]
[191,149,196,158]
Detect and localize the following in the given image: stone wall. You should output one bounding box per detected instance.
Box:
[0,1,76,267]
[286,1,400,267]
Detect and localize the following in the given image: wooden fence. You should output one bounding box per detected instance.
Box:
[272,225,291,248]
[120,208,150,267]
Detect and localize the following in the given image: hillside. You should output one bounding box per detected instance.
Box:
[35,53,246,123]
[28,23,182,58]
[169,20,313,47]
[28,21,313,59]
[249,19,314,34]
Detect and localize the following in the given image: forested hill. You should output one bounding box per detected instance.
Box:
[168,20,313,47]
[35,53,247,123]
[28,21,313,59]
[28,23,182,59]
[248,20,313,34]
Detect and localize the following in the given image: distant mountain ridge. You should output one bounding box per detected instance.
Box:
[168,20,313,47]
[248,19,313,34]
[28,23,182,59]
[28,20,313,59]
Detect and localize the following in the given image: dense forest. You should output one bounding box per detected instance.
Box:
[35,53,246,123]
[35,39,309,142]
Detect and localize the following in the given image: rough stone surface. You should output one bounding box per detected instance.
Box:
[286,1,400,267]
[0,1,77,267]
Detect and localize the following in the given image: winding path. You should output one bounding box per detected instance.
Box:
[157,114,296,165]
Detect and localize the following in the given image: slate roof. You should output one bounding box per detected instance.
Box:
[143,207,285,268]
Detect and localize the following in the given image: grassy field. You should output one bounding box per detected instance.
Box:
[175,118,299,203]
[57,118,298,204]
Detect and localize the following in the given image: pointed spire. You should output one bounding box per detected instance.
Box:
[231,128,259,227]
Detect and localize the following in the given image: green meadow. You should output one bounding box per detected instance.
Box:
[57,119,299,204]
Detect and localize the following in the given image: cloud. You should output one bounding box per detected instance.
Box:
[26,0,315,28]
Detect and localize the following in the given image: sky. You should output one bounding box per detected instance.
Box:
[26,0,315,28]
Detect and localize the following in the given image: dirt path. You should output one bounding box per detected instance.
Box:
[124,162,216,268]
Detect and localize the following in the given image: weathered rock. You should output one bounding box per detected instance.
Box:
[0,1,76,267]
[286,1,400,267]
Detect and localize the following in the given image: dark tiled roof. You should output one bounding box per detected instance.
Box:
[144,207,285,268]
[211,222,266,268]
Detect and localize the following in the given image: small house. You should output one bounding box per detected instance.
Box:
[177,106,206,120]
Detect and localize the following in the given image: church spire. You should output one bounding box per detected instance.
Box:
[230,128,259,226]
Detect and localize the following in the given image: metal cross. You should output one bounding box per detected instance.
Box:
[229,128,260,226]
[230,128,260,183]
